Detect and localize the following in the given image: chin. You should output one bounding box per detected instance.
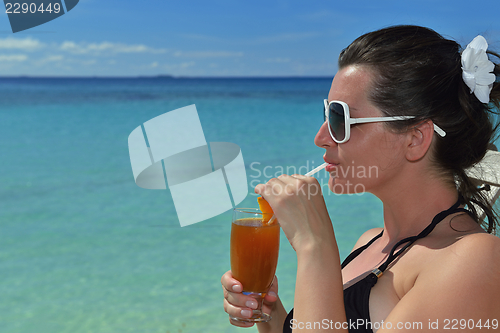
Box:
[328,177,366,195]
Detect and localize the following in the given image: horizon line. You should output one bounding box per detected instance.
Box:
[0,74,334,79]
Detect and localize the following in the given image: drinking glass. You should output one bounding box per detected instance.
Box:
[230,208,280,323]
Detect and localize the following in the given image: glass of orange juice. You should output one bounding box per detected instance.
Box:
[230,207,280,323]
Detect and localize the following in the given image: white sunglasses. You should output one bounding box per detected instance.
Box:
[324,99,446,143]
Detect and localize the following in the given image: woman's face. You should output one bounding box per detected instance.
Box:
[314,65,407,195]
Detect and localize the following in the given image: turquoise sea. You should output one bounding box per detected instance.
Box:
[0,77,384,333]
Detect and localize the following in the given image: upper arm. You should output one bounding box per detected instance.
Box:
[380,233,500,331]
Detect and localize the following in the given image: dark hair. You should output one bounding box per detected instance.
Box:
[338,25,500,233]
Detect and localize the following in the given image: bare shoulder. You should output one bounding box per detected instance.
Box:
[444,232,500,268]
[386,232,500,322]
[351,227,384,252]
[423,232,500,288]
[447,232,500,255]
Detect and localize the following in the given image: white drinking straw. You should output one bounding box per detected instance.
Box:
[304,162,328,177]
[266,162,328,224]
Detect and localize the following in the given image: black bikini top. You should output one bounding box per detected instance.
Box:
[283,197,469,333]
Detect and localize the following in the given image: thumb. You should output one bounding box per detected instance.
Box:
[264,276,278,303]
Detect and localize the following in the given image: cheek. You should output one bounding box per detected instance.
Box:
[327,163,380,190]
[360,139,407,187]
[355,125,406,161]
[335,130,406,186]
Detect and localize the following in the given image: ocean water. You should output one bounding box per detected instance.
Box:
[0,77,384,333]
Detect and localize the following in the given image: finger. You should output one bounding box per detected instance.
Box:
[254,183,265,195]
[264,276,279,303]
[269,275,278,293]
[226,299,255,328]
[291,173,321,184]
[223,298,257,324]
[221,270,243,293]
[225,289,260,310]
[267,178,289,197]
[264,290,278,303]
[287,175,322,199]
[261,298,276,316]
[221,272,262,310]
[277,174,306,186]
[255,178,286,197]
[291,174,308,180]
[279,174,313,190]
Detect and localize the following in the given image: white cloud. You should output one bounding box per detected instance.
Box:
[35,55,64,65]
[43,55,64,62]
[0,37,44,51]
[173,51,243,58]
[0,54,28,61]
[60,41,167,54]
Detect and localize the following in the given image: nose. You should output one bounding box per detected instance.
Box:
[314,121,336,148]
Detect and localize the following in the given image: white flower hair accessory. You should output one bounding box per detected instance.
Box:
[461,35,496,103]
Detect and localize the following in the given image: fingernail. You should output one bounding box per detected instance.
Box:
[268,291,277,298]
[241,309,252,317]
[232,285,242,293]
[245,300,258,309]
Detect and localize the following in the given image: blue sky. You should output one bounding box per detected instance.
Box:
[0,0,499,77]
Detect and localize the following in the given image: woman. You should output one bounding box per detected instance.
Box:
[222,25,500,332]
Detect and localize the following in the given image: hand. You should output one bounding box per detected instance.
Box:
[255,174,335,252]
[221,270,279,327]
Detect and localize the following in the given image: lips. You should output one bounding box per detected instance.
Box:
[324,157,339,172]
[325,163,338,172]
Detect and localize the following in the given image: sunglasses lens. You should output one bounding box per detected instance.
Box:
[328,102,346,142]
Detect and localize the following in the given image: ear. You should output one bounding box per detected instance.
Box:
[405,120,434,162]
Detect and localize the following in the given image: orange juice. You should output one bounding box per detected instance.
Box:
[230,218,280,293]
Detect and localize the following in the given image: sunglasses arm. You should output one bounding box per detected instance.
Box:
[349,117,446,137]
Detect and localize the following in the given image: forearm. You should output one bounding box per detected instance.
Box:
[293,240,347,332]
[257,297,287,333]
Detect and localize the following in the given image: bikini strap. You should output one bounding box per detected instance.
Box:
[376,198,467,274]
[341,229,384,269]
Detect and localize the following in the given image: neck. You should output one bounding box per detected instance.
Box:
[373,168,458,242]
